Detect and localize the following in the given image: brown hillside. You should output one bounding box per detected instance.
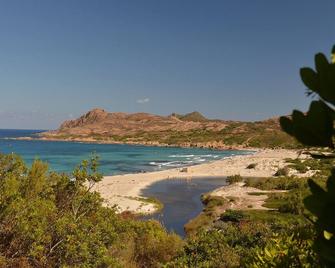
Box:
[47,108,226,136]
[41,108,298,149]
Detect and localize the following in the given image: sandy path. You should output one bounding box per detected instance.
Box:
[93,149,307,214]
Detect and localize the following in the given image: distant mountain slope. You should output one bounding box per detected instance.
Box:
[51,108,225,136]
[41,108,299,149]
[170,111,208,122]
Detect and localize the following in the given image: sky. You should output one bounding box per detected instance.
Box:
[0,0,334,129]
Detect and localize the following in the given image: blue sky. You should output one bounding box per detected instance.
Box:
[0,0,334,129]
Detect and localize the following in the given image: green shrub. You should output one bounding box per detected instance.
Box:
[167,230,240,268]
[244,176,306,191]
[249,233,319,267]
[286,158,313,173]
[220,210,248,223]
[184,212,214,237]
[291,163,309,173]
[0,153,182,267]
[124,220,183,267]
[176,217,285,267]
[278,191,305,215]
[227,174,243,184]
[274,166,290,176]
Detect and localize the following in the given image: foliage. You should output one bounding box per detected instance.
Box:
[227,174,243,184]
[184,212,214,237]
[113,220,183,268]
[246,175,322,217]
[286,157,335,177]
[167,230,240,268]
[304,169,335,264]
[277,191,305,215]
[177,188,319,268]
[0,153,183,267]
[185,195,228,235]
[280,45,335,265]
[220,210,248,223]
[274,166,290,176]
[244,176,306,191]
[245,175,319,218]
[286,158,309,173]
[170,220,272,268]
[201,194,227,209]
[159,120,300,148]
[249,233,319,267]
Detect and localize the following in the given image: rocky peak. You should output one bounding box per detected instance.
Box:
[84,108,108,120]
[60,108,109,129]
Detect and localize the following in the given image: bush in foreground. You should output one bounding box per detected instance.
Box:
[0,153,182,267]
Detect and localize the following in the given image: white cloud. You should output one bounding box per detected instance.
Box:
[136,98,150,104]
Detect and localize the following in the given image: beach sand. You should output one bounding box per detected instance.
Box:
[94,149,309,214]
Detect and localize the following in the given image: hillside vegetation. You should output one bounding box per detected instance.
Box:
[41,109,299,149]
[170,111,208,122]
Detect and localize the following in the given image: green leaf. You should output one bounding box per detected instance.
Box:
[324,231,333,240]
[303,179,327,217]
[318,66,335,105]
[315,234,335,263]
[304,195,324,218]
[315,53,329,73]
[308,179,327,196]
[301,52,335,105]
[280,100,334,148]
[279,117,294,136]
[300,68,319,93]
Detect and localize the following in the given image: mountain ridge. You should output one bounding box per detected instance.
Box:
[41,108,299,149]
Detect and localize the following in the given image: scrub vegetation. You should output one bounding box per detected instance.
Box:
[0,153,183,267]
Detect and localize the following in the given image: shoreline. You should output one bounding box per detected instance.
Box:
[94,149,306,214]
[8,136,259,151]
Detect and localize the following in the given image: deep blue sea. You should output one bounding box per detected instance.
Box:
[0,129,252,175]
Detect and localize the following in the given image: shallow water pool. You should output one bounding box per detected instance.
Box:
[141,177,227,237]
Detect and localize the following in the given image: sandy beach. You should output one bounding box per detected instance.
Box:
[93,149,310,214]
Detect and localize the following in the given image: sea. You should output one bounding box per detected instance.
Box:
[0,129,252,175]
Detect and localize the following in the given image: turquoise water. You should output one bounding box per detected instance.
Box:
[0,129,252,175]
